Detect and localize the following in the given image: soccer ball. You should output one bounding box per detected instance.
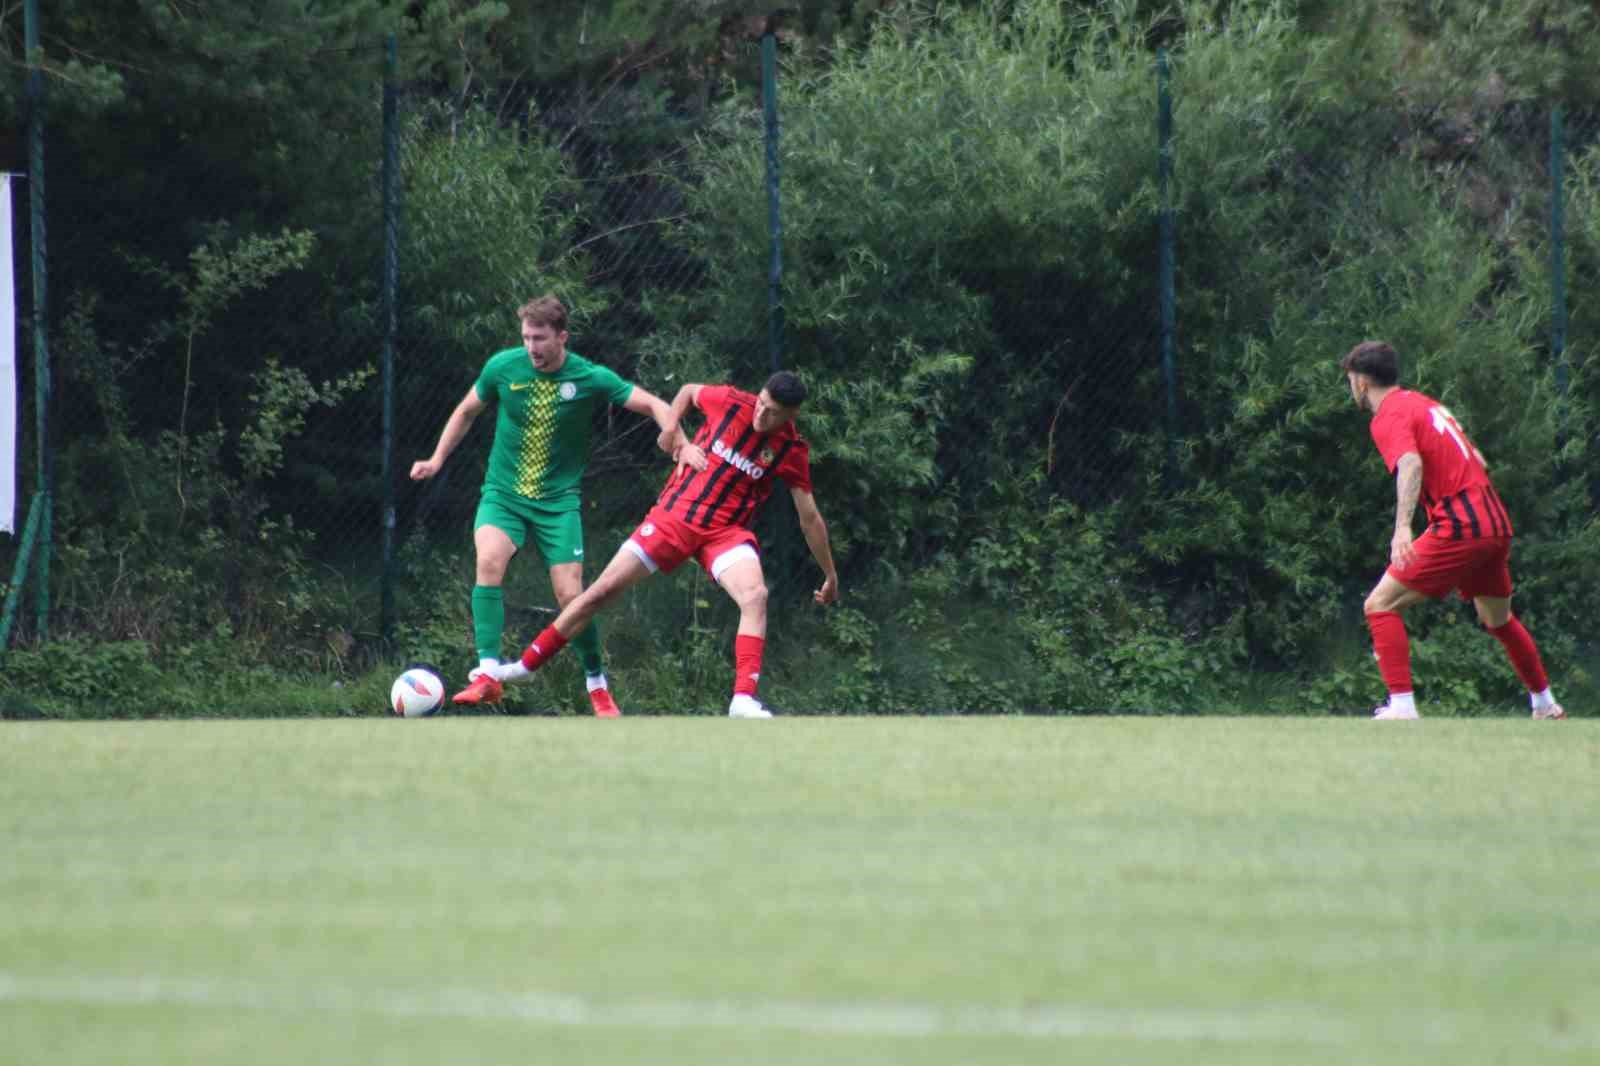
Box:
[390,667,444,717]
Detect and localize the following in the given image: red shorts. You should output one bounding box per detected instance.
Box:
[624,505,760,580]
[1387,531,1514,600]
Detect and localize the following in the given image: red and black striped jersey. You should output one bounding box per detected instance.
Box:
[657,385,813,530]
[1369,389,1514,539]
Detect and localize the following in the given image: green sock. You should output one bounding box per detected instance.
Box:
[571,616,604,677]
[471,585,504,662]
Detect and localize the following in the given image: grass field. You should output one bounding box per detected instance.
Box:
[2,718,1596,1066]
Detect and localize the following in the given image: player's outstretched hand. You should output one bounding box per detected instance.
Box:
[675,443,709,475]
[814,574,839,606]
[409,458,441,481]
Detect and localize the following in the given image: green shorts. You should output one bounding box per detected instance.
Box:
[474,490,587,568]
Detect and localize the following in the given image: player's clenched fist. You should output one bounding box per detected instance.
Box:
[410,458,441,480]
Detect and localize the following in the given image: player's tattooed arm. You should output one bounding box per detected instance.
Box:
[1390,451,1423,569]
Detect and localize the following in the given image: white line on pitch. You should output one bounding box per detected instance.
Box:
[0,973,1591,1050]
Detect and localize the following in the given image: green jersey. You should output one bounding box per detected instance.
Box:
[474,349,635,511]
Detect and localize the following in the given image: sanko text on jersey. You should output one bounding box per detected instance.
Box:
[712,438,768,479]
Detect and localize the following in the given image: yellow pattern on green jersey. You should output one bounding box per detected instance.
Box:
[513,378,562,496]
[472,349,635,513]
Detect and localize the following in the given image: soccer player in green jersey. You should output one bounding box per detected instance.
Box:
[409,295,680,716]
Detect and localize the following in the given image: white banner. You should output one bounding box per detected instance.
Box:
[0,174,13,534]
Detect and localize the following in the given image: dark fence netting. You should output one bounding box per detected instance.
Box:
[18,43,390,654]
[4,18,1595,716]
[380,69,766,680]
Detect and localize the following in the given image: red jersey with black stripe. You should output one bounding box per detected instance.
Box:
[658,385,813,530]
[1368,389,1513,539]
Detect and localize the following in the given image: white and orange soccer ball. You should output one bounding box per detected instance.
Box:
[390,667,444,717]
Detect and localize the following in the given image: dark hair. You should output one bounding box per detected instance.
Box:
[764,370,807,408]
[1340,340,1400,386]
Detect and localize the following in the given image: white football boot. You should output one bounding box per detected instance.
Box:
[1372,703,1419,720]
[728,694,774,719]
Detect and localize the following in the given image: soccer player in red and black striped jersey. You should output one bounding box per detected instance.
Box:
[1342,341,1564,721]
[488,371,840,717]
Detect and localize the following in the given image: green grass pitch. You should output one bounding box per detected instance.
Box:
[2,718,1596,1066]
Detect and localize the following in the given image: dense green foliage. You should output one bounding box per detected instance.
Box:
[2,0,1598,715]
[637,0,1600,713]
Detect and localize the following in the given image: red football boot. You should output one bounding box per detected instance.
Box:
[452,672,504,706]
[588,687,622,718]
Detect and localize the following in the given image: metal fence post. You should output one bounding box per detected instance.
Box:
[380,33,400,643]
[2,0,51,652]
[1549,105,1567,454]
[1157,49,1177,482]
[29,0,50,641]
[762,30,783,374]
[0,496,42,647]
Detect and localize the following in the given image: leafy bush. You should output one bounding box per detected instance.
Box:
[45,229,371,657]
[0,639,164,717]
[644,0,1597,696]
[8,0,1597,717]
[399,98,592,361]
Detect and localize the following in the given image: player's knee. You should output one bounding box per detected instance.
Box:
[737,582,769,614]
[1475,602,1511,629]
[1362,590,1386,616]
[474,536,515,574]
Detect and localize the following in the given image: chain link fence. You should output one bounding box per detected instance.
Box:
[8,39,391,654]
[1248,94,1600,490]
[1554,107,1600,504]
[2,28,1595,710]
[381,51,770,668]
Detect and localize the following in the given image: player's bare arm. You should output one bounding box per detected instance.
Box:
[410,387,487,480]
[626,386,706,472]
[792,486,840,605]
[621,385,675,435]
[1391,451,1423,569]
[659,384,702,453]
[660,383,708,473]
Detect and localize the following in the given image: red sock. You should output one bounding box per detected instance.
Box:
[733,634,765,698]
[1366,611,1412,694]
[1487,616,1549,694]
[520,624,570,671]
